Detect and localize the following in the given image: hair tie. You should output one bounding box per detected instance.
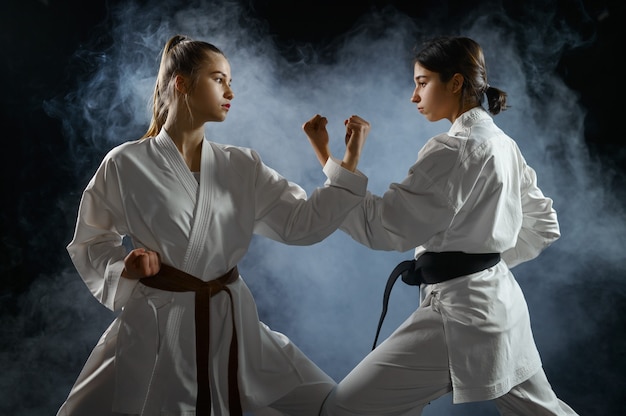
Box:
[170,35,191,50]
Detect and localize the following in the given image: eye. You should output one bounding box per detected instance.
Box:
[419,82,427,88]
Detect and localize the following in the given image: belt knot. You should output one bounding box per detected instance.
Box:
[140,263,242,415]
[372,252,500,350]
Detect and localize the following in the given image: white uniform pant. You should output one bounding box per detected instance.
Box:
[320,300,578,416]
[57,328,334,416]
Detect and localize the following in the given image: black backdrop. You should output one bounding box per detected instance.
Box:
[1,0,624,415]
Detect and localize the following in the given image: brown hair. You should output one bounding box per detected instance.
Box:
[141,35,225,139]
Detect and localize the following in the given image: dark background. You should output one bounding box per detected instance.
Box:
[1,0,624,415]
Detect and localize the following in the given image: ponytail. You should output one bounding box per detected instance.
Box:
[484,85,508,115]
[141,35,190,139]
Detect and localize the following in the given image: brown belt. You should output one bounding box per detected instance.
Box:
[140,263,242,416]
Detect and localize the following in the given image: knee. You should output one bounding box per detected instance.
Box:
[320,387,347,416]
[319,385,366,416]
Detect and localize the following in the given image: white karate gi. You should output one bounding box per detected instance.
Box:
[323,107,578,415]
[58,128,367,416]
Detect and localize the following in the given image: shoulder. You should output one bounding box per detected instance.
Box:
[90,139,156,182]
[461,112,519,161]
[206,141,282,186]
[421,132,461,155]
[414,133,462,182]
[208,141,262,164]
[105,138,150,162]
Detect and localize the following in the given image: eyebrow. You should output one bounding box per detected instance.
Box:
[415,75,428,81]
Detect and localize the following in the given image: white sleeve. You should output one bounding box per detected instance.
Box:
[501,164,560,268]
[252,155,368,245]
[339,162,455,253]
[66,156,137,312]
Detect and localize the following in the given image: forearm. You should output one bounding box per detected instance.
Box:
[313,144,331,167]
[340,143,361,172]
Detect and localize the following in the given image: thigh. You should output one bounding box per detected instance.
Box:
[262,344,336,416]
[493,369,579,416]
[57,322,121,416]
[264,380,335,416]
[322,304,452,416]
[56,354,117,416]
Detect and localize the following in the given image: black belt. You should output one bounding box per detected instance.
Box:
[372,251,501,349]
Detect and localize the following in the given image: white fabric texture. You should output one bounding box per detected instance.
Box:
[336,107,565,406]
[59,128,367,415]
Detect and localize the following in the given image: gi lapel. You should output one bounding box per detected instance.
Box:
[183,138,215,273]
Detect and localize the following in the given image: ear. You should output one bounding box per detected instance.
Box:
[451,73,464,94]
[174,74,188,94]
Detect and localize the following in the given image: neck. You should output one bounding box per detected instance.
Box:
[450,103,479,124]
[163,122,204,172]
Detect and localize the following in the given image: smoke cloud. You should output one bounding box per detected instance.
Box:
[2,0,623,415]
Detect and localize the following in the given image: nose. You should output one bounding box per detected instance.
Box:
[225,85,234,100]
[411,88,420,103]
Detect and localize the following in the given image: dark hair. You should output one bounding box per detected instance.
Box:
[414,36,507,115]
[142,35,226,139]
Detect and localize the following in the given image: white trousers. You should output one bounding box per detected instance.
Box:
[320,301,578,416]
[249,381,334,416]
[57,325,334,416]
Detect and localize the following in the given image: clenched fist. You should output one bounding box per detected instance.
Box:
[122,248,161,279]
[303,114,331,166]
[303,114,370,172]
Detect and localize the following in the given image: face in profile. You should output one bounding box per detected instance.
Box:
[411,62,457,123]
[187,52,234,124]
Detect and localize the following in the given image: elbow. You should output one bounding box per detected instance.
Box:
[544,229,561,246]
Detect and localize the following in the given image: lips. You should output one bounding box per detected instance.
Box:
[223,103,231,109]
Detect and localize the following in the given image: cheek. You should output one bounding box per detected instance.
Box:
[432,90,449,107]
[197,88,217,105]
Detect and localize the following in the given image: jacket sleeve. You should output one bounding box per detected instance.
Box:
[338,142,456,253]
[66,155,137,312]
[501,164,560,268]
[253,155,368,245]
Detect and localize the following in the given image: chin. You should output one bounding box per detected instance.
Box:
[210,115,227,123]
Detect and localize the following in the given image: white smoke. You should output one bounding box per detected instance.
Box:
[3,0,622,414]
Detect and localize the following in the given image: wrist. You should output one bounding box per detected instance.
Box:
[341,152,359,172]
[316,148,331,166]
